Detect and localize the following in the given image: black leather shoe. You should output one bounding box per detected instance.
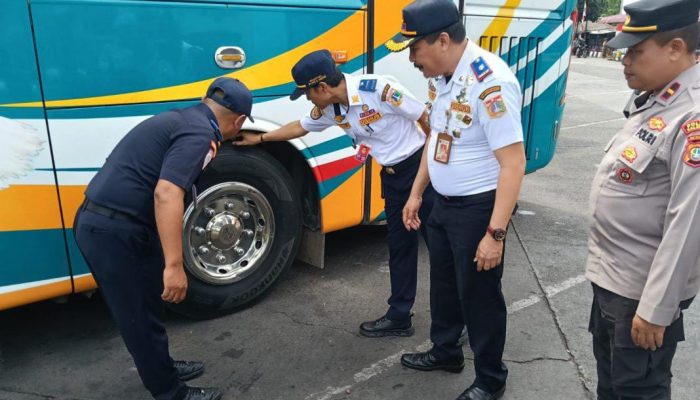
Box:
[175,360,204,381]
[455,384,506,400]
[400,351,464,373]
[183,386,223,400]
[359,316,414,337]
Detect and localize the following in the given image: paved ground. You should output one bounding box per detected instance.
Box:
[1,57,698,400]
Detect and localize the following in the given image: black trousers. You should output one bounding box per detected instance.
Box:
[589,284,693,400]
[74,204,186,400]
[427,190,508,393]
[380,160,434,321]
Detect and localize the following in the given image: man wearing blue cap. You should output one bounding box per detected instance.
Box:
[387,1,526,399]
[236,49,435,338]
[74,77,254,400]
[584,0,700,398]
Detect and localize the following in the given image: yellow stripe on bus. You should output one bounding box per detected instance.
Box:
[2,2,405,109]
[482,0,524,53]
[0,279,73,311]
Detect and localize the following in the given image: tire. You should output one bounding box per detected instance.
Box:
[169,146,302,319]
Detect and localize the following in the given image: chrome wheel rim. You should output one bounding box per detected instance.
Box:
[183,182,275,285]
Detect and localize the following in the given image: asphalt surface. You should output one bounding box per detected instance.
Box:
[1,57,699,400]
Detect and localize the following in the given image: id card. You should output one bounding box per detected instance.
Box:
[355,143,371,163]
[434,133,452,164]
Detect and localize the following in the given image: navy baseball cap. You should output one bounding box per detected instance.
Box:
[607,0,700,49]
[386,0,461,52]
[290,50,341,100]
[206,77,254,122]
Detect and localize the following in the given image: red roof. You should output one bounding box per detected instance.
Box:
[598,13,627,24]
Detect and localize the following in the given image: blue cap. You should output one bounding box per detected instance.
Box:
[206,77,254,122]
[386,0,461,53]
[290,50,341,100]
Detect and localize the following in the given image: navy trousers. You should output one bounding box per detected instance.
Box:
[380,160,434,322]
[74,204,186,400]
[427,190,508,393]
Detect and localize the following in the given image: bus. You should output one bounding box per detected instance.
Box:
[0,0,576,318]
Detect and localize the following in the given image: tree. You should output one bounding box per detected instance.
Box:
[577,0,621,22]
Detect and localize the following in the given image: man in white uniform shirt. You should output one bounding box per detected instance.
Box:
[236,50,435,338]
[387,1,526,399]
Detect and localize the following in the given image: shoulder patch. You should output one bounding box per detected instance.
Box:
[484,94,507,119]
[387,88,403,106]
[381,84,391,102]
[358,79,377,92]
[682,119,700,136]
[683,136,700,168]
[470,57,493,82]
[479,86,502,100]
[310,106,323,120]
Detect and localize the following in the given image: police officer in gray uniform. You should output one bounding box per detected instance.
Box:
[387,1,526,399]
[585,0,700,398]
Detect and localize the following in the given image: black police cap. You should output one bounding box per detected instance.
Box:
[206,77,255,122]
[608,0,700,49]
[289,50,342,101]
[386,0,461,53]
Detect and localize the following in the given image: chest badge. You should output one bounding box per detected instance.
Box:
[621,146,637,163]
[359,104,382,126]
[616,167,634,184]
[648,117,666,132]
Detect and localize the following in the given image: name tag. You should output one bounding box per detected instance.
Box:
[355,143,371,163]
[434,133,452,164]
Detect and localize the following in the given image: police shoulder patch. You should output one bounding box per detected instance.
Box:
[683,136,700,168]
[358,79,377,92]
[479,86,502,100]
[682,119,700,136]
[310,106,323,120]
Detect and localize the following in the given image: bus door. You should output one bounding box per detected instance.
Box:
[0,0,72,310]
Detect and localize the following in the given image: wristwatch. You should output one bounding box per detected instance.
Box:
[487,226,507,241]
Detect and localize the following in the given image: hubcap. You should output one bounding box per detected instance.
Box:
[183,182,275,285]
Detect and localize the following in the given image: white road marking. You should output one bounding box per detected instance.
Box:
[304,274,587,400]
[516,210,536,216]
[561,117,626,131]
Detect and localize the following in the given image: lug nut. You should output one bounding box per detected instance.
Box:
[234,247,245,256]
[197,246,210,256]
[216,254,227,264]
[204,207,216,217]
[239,211,251,219]
[225,202,235,210]
[194,227,206,236]
[243,229,254,238]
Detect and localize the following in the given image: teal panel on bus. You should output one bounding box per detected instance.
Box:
[0,230,72,287]
[0,0,43,104]
[143,0,367,8]
[30,0,359,101]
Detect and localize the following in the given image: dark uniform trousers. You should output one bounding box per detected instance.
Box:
[589,284,693,400]
[380,151,435,322]
[427,190,508,393]
[74,203,187,400]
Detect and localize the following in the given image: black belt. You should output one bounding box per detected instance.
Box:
[383,147,423,175]
[83,199,140,223]
[439,190,496,204]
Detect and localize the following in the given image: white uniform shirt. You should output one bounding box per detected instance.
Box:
[300,73,426,166]
[427,39,524,196]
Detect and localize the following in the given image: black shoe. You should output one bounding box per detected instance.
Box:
[175,360,204,381]
[359,316,414,337]
[455,384,506,400]
[183,386,223,400]
[400,351,464,373]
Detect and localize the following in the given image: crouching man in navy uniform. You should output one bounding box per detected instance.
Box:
[74,78,254,400]
[236,50,435,338]
[389,1,526,399]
